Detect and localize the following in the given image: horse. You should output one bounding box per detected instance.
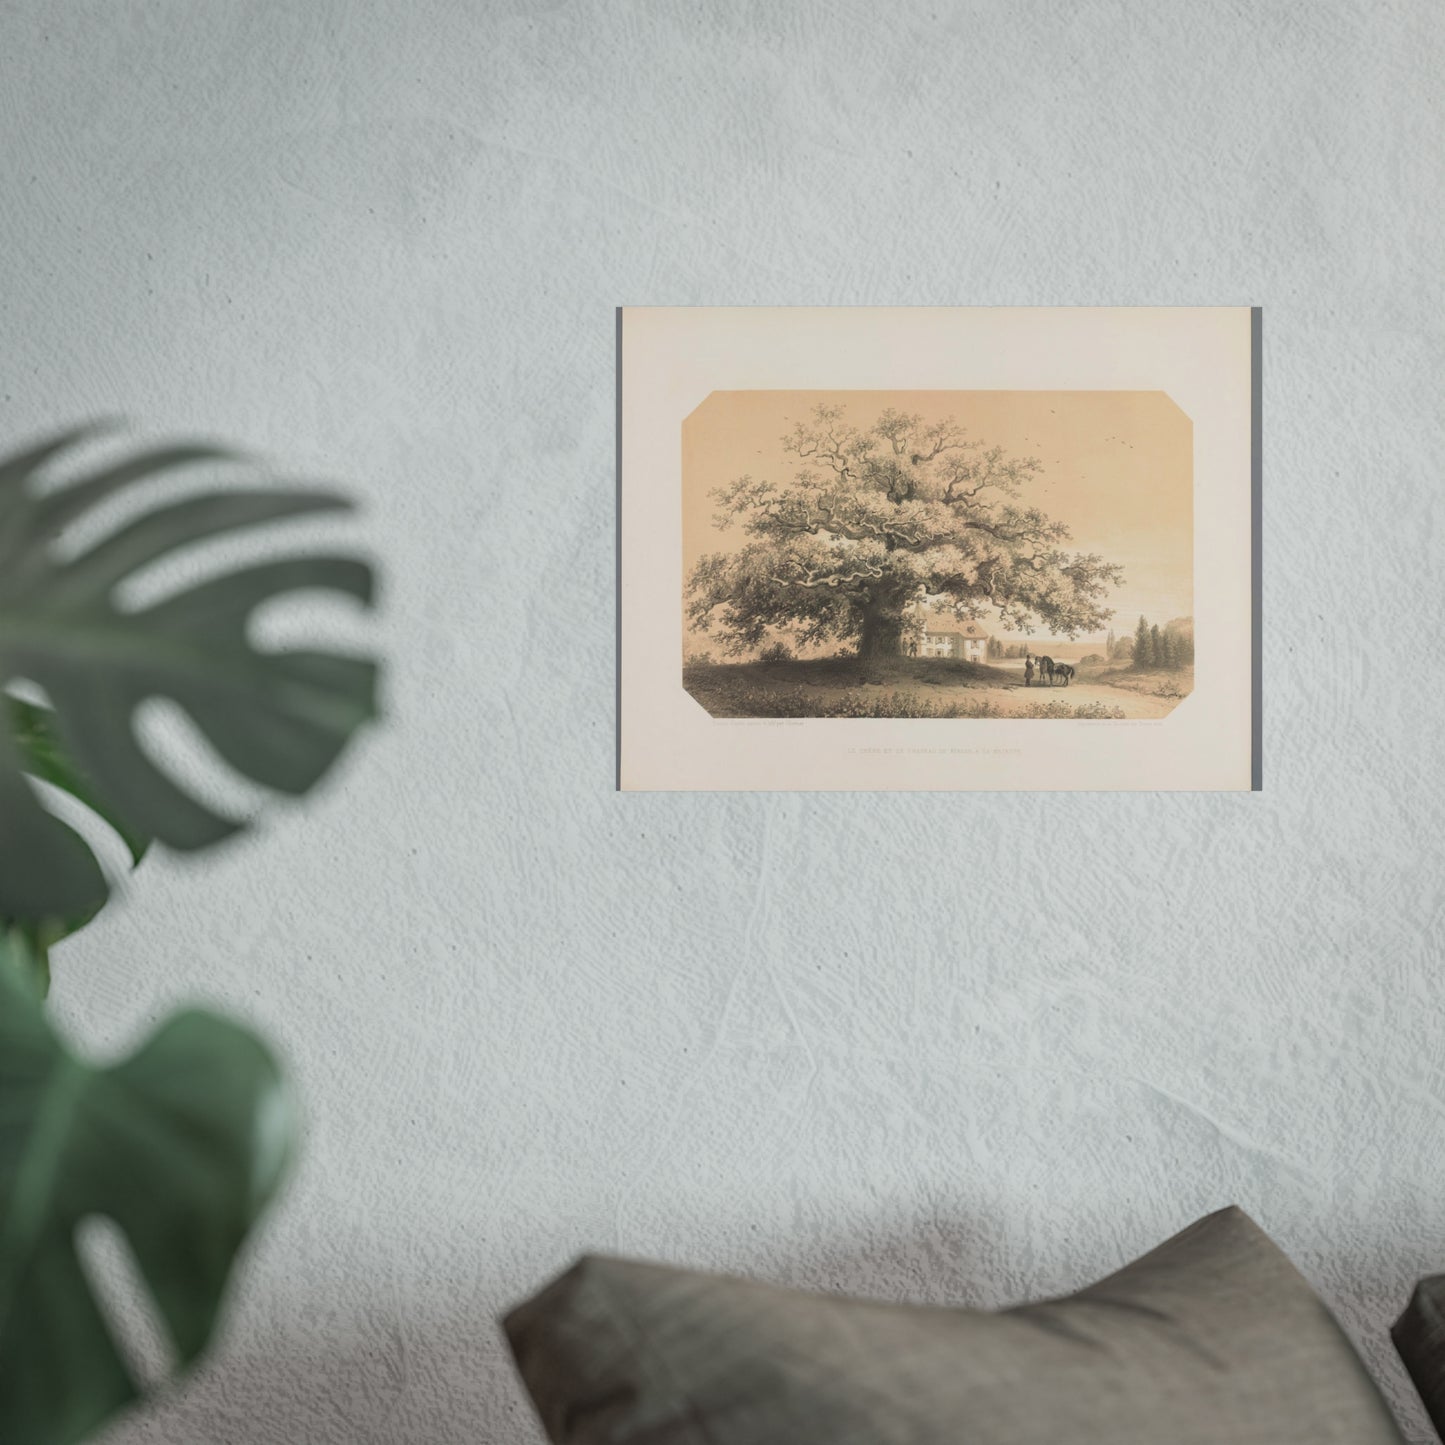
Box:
[1036,656,1055,685]
[1052,662,1075,686]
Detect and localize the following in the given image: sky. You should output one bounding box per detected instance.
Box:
[682,389,1193,647]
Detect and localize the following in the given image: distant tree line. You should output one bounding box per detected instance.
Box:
[984,624,1192,668]
[1108,615,1194,670]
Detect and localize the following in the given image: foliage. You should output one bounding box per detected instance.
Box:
[1133,614,1151,666]
[1130,613,1193,671]
[687,404,1124,658]
[0,425,377,931]
[0,940,292,1445]
[682,659,1127,720]
[1019,699,1126,720]
[756,641,794,663]
[0,425,381,1445]
[716,683,1006,719]
[3,698,151,996]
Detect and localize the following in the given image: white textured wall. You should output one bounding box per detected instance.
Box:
[3,2,1442,1441]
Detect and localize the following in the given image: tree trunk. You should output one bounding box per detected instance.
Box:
[857,605,904,658]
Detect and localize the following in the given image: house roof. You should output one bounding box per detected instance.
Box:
[924,615,990,639]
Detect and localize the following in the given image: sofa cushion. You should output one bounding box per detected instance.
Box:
[1394,1275,1445,1440]
[504,1206,1404,1445]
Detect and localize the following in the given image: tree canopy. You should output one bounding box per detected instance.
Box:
[687,404,1125,657]
[1129,613,1194,670]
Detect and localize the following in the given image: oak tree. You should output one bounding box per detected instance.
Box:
[687,405,1124,658]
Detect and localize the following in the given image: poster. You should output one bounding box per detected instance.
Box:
[620,307,1258,791]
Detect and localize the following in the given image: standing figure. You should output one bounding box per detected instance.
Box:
[1024,654,1035,687]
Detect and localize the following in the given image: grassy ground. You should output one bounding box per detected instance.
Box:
[682,655,1186,719]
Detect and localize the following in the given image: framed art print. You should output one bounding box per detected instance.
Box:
[619,306,1259,792]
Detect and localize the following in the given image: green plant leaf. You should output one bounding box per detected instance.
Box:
[9,698,150,868]
[0,425,378,923]
[5,698,149,958]
[0,950,294,1445]
[0,925,49,1000]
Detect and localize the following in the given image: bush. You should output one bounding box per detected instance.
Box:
[1021,700,1126,720]
[757,641,794,663]
[682,649,714,668]
[804,690,1004,718]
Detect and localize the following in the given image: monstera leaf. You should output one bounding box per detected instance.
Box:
[9,696,150,869]
[4,698,152,995]
[0,938,294,1445]
[0,425,377,925]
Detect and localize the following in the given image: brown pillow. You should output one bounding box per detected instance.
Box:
[504,1206,1405,1445]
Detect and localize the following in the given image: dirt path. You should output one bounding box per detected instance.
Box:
[976,660,1181,717]
[977,679,1173,718]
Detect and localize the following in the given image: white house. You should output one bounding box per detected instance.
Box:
[918,617,990,662]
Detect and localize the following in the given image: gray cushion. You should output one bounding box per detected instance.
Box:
[504,1206,1404,1445]
[1394,1275,1445,1441]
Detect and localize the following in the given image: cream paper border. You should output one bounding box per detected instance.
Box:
[620,307,1253,792]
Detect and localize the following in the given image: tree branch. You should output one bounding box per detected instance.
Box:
[770,561,885,590]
